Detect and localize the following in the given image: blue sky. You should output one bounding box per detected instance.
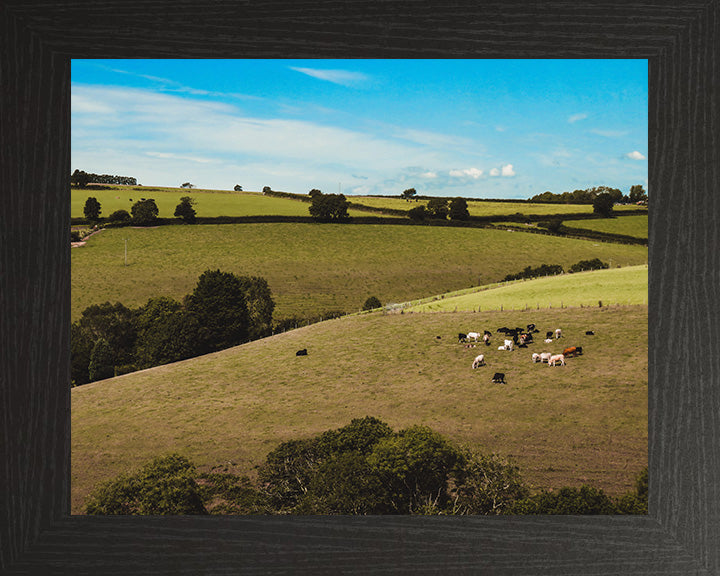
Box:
[71,59,647,198]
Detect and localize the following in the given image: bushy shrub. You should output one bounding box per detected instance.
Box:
[362,296,382,311]
[107,209,131,224]
[569,258,609,273]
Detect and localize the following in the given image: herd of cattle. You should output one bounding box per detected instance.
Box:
[458,324,594,384]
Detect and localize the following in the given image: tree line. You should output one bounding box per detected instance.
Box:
[71,270,274,386]
[81,196,197,227]
[71,170,137,187]
[530,185,647,205]
[84,417,648,516]
[502,258,609,282]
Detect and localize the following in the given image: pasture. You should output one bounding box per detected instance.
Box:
[348,196,647,217]
[71,223,649,321]
[564,214,649,239]
[403,265,648,312]
[71,304,647,514]
[71,186,373,219]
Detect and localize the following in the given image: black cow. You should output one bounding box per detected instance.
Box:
[492,372,506,384]
[458,332,468,343]
[527,323,536,332]
[296,349,308,356]
[546,331,554,339]
[585,330,595,336]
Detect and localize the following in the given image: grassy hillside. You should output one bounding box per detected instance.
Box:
[71,186,373,219]
[71,223,648,321]
[563,214,649,239]
[348,196,647,217]
[402,265,647,312]
[72,304,647,514]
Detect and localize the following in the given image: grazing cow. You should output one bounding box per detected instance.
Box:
[549,354,565,366]
[546,331,554,339]
[532,352,541,363]
[503,339,514,351]
[483,333,491,346]
[472,354,485,369]
[497,345,506,351]
[563,346,583,357]
[492,372,506,384]
[544,338,553,344]
[585,330,595,336]
[458,333,467,343]
[467,331,481,342]
[540,352,553,363]
[497,327,509,334]
[555,328,562,339]
[296,349,308,356]
[527,323,536,332]
[484,330,492,336]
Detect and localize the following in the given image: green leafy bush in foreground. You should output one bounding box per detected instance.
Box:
[85,418,648,516]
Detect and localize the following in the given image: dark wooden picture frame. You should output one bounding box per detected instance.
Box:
[1,1,717,574]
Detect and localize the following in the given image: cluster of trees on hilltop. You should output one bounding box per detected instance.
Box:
[71,270,274,385]
[81,196,197,226]
[503,258,609,282]
[308,189,350,221]
[530,185,647,205]
[408,197,470,221]
[71,170,137,187]
[84,417,648,516]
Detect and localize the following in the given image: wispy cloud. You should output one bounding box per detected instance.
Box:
[449,167,483,179]
[591,129,629,138]
[290,67,369,87]
[568,113,588,123]
[625,150,646,160]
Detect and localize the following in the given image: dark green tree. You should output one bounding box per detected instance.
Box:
[426,198,449,219]
[83,197,102,222]
[233,185,243,191]
[629,184,647,203]
[78,302,137,368]
[85,454,207,515]
[401,188,417,201]
[593,192,615,217]
[71,169,91,187]
[174,196,197,223]
[509,485,617,515]
[88,338,115,381]
[131,198,159,225]
[366,425,462,513]
[70,322,94,386]
[362,296,382,311]
[184,269,251,354]
[237,276,275,341]
[448,197,470,220]
[107,209,131,224]
[408,205,428,221]
[309,192,350,222]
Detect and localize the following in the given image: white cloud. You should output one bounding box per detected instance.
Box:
[591,129,629,138]
[568,113,588,123]
[290,67,369,87]
[449,167,483,179]
[489,168,500,176]
[501,164,516,177]
[421,171,437,179]
[625,150,646,160]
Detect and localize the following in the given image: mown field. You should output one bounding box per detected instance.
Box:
[72,302,647,514]
[403,265,647,312]
[71,223,649,321]
[71,186,373,219]
[564,214,649,239]
[349,195,647,217]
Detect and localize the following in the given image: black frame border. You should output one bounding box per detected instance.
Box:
[1,1,718,574]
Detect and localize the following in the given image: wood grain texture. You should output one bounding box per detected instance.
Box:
[1,1,718,574]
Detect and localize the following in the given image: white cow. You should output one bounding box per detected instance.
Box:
[471,354,485,369]
[555,328,562,339]
[483,333,491,345]
[549,353,565,366]
[532,353,540,363]
[544,338,554,344]
[497,345,506,350]
[467,331,481,342]
[504,339,514,351]
[540,352,553,363]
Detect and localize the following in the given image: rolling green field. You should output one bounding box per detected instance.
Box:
[71,186,373,219]
[564,214,649,239]
[71,223,649,321]
[403,265,647,312]
[72,303,647,514]
[349,196,647,217]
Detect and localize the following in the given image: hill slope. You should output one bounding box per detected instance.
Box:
[72,302,647,513]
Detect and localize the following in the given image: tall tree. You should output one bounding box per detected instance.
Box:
[401,188,417,201]
[83,197,102,222]
[88,338,115,382]
[131,198,159,225]
[174,196,197,223]
[308,191,350,222]
[427,197,449,219]
[593,192,615,217]
[448,197,470,220]
[629,184,647,203]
